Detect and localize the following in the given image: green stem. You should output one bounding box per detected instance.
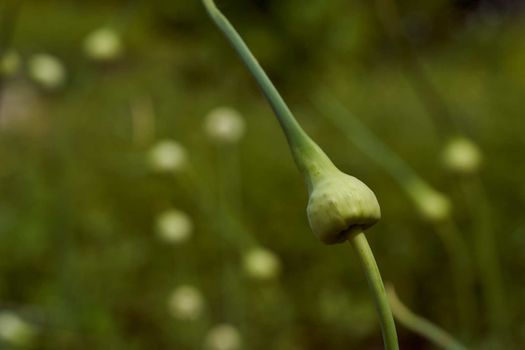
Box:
[386,285,469,350]
[462,178,509,345]
[317,95,422,189]
[202,0,336,190]
[350,232,399,350]
[434,221,476,339]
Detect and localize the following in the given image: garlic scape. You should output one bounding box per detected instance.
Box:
[202,0,380,245]
[202,2,398,350]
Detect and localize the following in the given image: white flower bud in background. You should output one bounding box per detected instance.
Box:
[442,137,482,175]
[148,140,187,173]
[83,27,123,62]
[204,107,245,143]
[242,247,281,281]
[28,54,66,90]
[156,209,193,243]
[0,312,35,347]
[0,50,21,77]
[168,285,204,321]
[408,183,451,223]
[205,324,242,350]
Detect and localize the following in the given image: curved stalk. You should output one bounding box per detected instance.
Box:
[350,232,399,350]
[202,2,399,349]
[202,0,336,191]
[386,285,469,350]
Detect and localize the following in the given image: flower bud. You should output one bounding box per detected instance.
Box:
[0,312,35,347]
[442,137,482,175]
[205,324,242,350]
[168,285,204,321]
[307,170,381,245]
[148,140,187,173]
[204,107,245,143]
[83,27,123,62]
[0,50,21,77]
[242,247,281,281]
[408,182,451,223]
[28,53,66,90]
[155,209,193,243]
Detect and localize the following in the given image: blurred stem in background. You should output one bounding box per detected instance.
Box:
[386,284,469,350]
[138,105,210,348]
[130,96,156,148]
[0,0,22,115]
[316,95,475,340]
[373,0,459,136]
[213,137,249,329]
[108,0,140,31]
[433,221,475,340]
[373,0,510,344]
[0,2,20,58]
[215,143,243,239]
[207,111,295,341]
[461,177,509,346]
[149,102,292,344]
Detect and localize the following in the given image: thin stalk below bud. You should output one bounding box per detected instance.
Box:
[350,232,399,350]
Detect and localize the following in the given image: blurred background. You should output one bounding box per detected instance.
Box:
[1,0,525,349]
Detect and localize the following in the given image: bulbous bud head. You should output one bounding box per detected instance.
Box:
[28,54,66,90]
[204,107,245,143]
[0,312,35,347]
[442,137,482,175]
[148,140,187,173]
[84,27,123,62]
[168,285,204,321]
[307,171,381,244]
[156,209,193,243]
[205,324,242,350]
[242,247,281,281]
